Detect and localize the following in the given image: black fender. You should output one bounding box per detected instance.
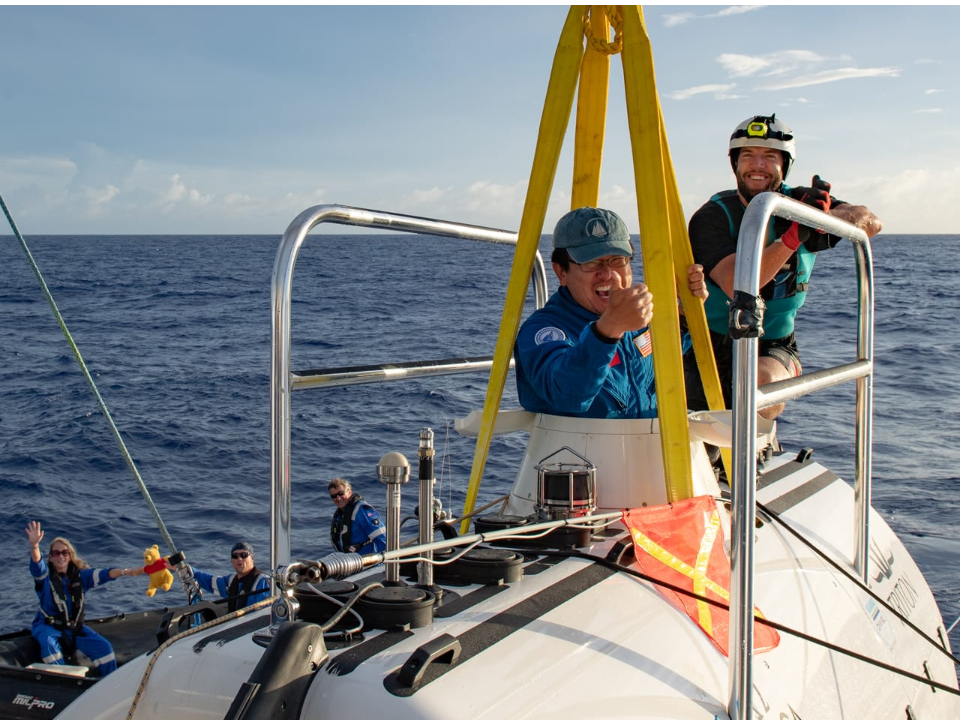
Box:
[222,622,328,720]
[156,600,226,644]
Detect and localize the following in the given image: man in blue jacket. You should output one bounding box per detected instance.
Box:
[192,541,271,612]
[514,206,707,419]
[329,478,387,555]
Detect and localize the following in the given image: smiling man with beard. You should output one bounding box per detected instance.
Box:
[684,114,882,420]
[514,206,707,419]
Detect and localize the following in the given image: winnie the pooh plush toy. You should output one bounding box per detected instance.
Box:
[142,545,174,597]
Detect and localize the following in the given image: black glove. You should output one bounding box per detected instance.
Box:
[791,175,832,212]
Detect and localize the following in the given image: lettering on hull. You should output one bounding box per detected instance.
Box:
[886,573,920,621]
[13,693,56,710]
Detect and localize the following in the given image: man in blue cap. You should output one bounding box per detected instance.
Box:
[514,206,707,419]
[192,541,271,612]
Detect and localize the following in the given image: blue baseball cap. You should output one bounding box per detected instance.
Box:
[552,207,634,263]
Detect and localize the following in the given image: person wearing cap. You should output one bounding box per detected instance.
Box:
[514,206,707,419]
[191,541,270,612]
[684,113,882,420]
[329,477,387,555]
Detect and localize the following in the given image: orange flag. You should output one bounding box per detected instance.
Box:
[622,495,780,656]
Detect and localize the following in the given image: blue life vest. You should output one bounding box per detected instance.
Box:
[701,188,815,339]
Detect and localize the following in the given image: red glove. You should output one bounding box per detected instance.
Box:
[780,222,809,251]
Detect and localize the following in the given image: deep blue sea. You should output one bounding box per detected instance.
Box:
[1,230,958,657]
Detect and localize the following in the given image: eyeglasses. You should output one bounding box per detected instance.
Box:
[330,491,346,500]
[231,552,250,560]
[574,256,631,272]
[50,549,71,558]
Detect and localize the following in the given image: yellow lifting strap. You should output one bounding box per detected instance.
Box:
[459,7,586,534]
[460,6,726,531]
[620,6,728,494]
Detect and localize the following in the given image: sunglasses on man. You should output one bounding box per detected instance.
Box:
[231,551,250,560]
[330,491,346,500]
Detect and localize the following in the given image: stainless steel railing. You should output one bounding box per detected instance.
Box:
[727,192,873,720]
[269,204,548,572]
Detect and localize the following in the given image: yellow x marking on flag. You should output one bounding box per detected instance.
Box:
[631,509,725,634]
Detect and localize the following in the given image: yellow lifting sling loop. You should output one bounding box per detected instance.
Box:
[460,5,728,528]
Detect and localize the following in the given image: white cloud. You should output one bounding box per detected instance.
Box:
[716,5,764,18]
[0,156,77,184]
[663,5,763,27]
[702,50,897,94]
[914,108,943,114]
[855,167,960,234]
[758,66,900,91]
[159,173,212,211]
[663,12,693,28]
[718,50,833,78]
[82,185,120,216]
[717,53,773,78]
[162,174,188,204]
[465,180,526,214]
[408,186,450,204]
[187,188,212,206]
[278,189,326,212]
[925,89,943,95]
[668,83,737,101]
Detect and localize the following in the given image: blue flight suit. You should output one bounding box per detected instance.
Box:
[514,286,661,419]
[30,557,118,675]
[330,494,387,555]
[192,568,271,611]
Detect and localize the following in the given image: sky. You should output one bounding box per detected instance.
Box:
[1,5,957,236]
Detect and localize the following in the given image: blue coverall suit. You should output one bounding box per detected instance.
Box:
[30,558,118,675]
[514,286,662,419]
[193,568,271,611]
[330,494,387,556]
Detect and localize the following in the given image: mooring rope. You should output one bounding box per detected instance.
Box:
[1,191,199,603]
[125,596,273,720]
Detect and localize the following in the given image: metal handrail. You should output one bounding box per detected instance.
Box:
[727,192,873,720]
[270,204,548,572]
[292,356,511,391]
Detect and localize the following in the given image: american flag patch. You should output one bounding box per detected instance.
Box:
[634,330,652,357]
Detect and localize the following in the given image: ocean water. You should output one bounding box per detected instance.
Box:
[1,229,958,660]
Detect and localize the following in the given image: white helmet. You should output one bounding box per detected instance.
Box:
[729,113,796,179]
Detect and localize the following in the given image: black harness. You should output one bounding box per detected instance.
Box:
[710,189,808,298]
[226,567,267,612]
[38,563,85,659]
[330,494,375,553]
[40,564,85,632]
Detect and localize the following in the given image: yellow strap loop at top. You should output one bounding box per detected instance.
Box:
[582,6,622,55]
